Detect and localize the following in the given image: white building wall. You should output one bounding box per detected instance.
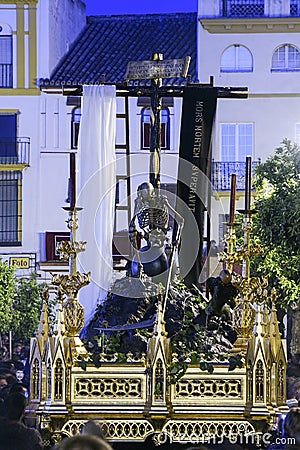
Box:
[38,94,73,231]
[38,0,86,77]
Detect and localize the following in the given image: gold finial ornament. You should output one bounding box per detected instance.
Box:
[52,203,90,338]
[52,272,90,301]
[51,154,90,340]
[52,273,90,337]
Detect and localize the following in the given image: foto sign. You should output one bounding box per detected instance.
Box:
[9,257,30,269]
[125,56,191,80]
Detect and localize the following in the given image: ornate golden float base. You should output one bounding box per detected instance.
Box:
[29,286,287,446]
[28,189,288,447]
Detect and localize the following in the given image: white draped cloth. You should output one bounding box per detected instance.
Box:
[77,85,116,324]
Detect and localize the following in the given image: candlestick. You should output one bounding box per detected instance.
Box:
[229,173,237,224]
[245,156,252,211]
[70,153,76,208]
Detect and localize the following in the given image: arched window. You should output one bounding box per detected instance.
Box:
[71,107,81,149]
[272,44,300,71]
[221,45,253,73]
[0,23,13,88]
[154,358,164,400]
[255,360,264,402]
[54,358,63,400]
[141,107,170,150]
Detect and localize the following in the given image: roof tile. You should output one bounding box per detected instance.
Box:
[48,13,197,85]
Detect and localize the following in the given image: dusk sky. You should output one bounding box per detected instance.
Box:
[84,0,197,16]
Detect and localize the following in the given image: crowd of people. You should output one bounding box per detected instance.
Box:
[0,337,30,396]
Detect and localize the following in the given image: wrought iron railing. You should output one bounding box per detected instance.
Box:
[212,160,260,191]
[221,0,264,17]
[0,63,13,88]
[290,0,300,16]
[0,137,30,165]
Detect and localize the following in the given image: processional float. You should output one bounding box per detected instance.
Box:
[29,56,287,448]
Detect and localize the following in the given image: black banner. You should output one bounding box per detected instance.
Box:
[174,87,218,288]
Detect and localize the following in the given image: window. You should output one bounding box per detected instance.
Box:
[141,108,151,149]
[0,114,17,162]
[71,107,81,149]
[272,44,300,72]
[0,171,22,246]
[221,45,253,73]
[45,232,70,261]
[160,108,170,149]
[115,178,128,206]
[221,123,253,161]
[0,24,13,88]
[141,107,170,150]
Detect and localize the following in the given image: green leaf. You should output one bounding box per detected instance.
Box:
[228,355,243,371]
[207,363,214,374]
[78,360,87,371]
[116,353,127,363]
[169,365,180,374]
[91,354,102,368]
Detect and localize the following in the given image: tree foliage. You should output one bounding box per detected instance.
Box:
[12,274,46,341]
[0,260,17,335]
[252,139,300,308]
[0,262,46,343]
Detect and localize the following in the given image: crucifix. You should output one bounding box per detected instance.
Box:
[125,53,191,188]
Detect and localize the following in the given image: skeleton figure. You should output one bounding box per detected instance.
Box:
[128,182,184,279]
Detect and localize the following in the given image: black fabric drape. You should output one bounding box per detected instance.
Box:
[174,87,217,288]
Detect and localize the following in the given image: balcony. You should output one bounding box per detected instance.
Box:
[291,0,300,15]
[221,0,300,17]
[221,0,265,17]
[0,138,30,166]
[212,160,260,191]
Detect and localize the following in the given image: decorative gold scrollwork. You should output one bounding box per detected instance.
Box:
[75,377,142,399]
[174,379,242,399]
[56,240,87,260]
[52,272,90,299]
[64,298,85,336]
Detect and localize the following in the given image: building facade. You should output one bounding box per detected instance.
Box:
[198,0,300,244]
[0,0,85,278]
